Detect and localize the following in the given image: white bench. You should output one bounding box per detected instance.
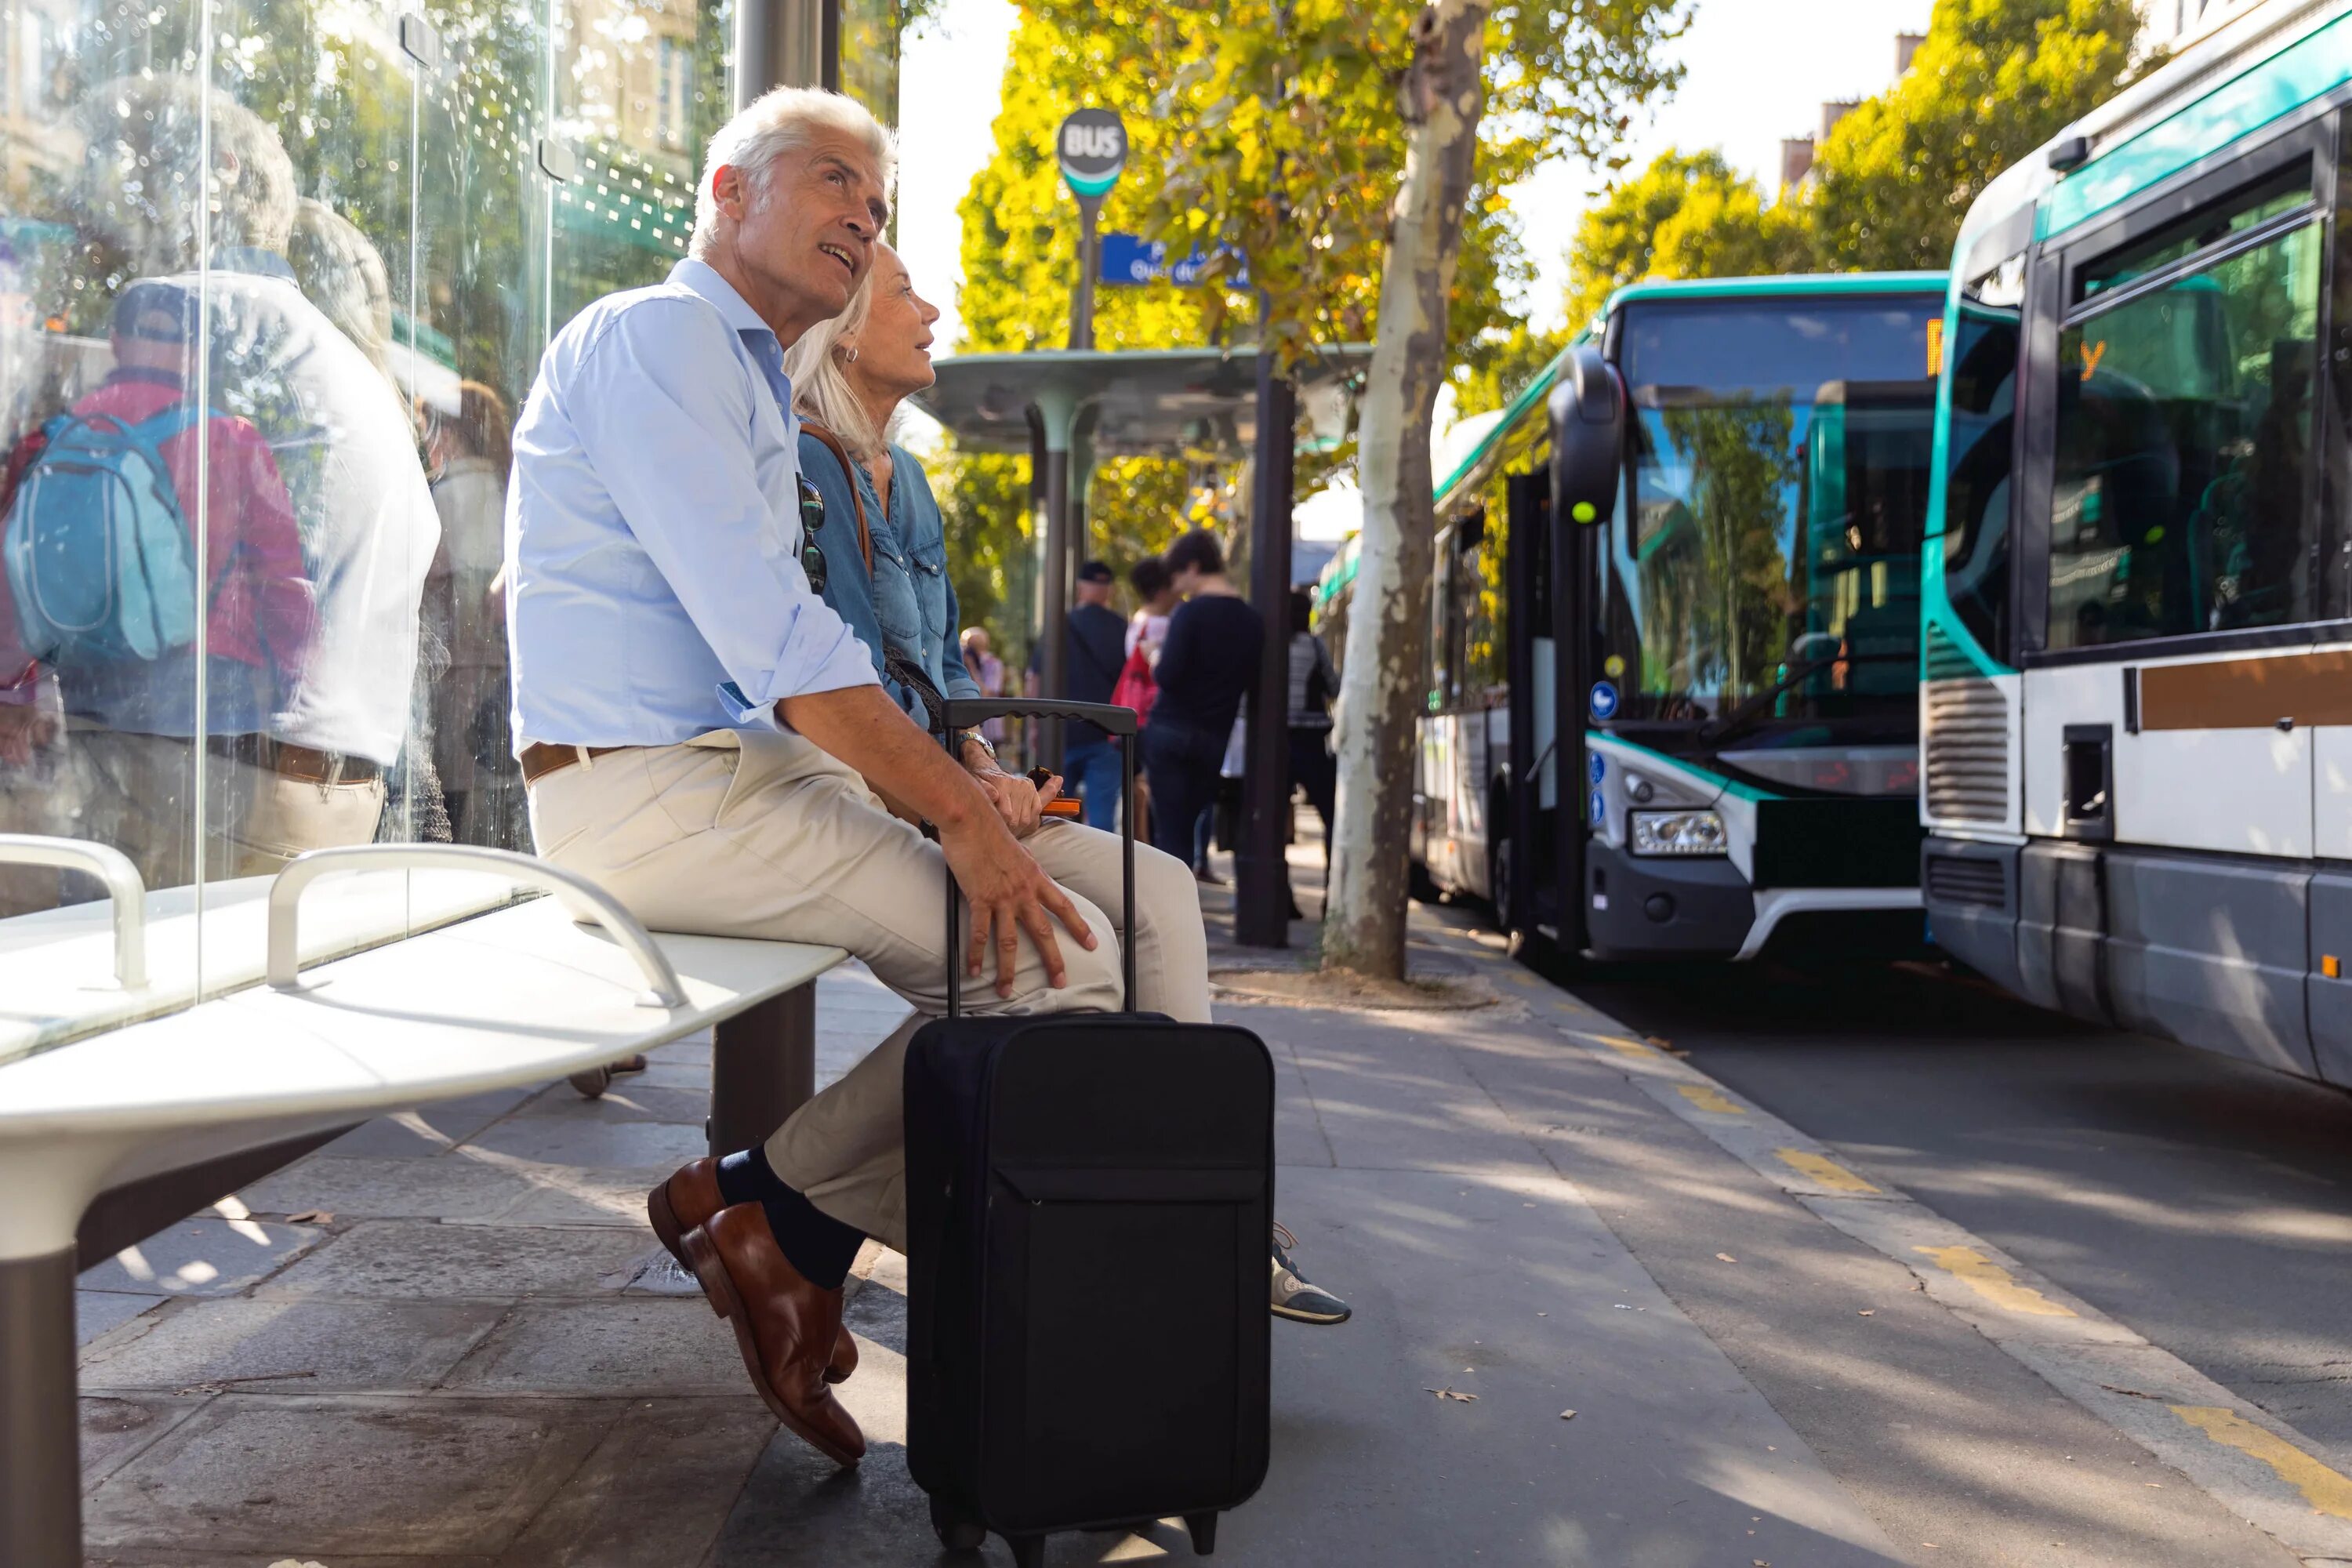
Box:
[0,842,848,1566]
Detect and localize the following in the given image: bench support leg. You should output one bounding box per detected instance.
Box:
[710,981,817,1159]
[1,1247,80,1566]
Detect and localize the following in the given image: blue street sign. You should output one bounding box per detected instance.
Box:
[1099,233,1250,288]
[1589,681,1619,720]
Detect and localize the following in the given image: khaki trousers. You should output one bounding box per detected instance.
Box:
[528,728,1210,1250]
[64,728,387,893]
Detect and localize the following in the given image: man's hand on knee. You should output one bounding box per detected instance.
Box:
[938,815,1095,998]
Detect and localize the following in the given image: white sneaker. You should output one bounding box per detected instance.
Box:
[1270,1222,1352,1324]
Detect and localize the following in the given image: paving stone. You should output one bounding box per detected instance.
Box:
[647,1037,712,1066]
[79,1394,209,1488]
[317,1089,535,1159]
[463,1114,707,1167]
[473,1166,673,1228]
[85,1555,496,1566]
[79,1298,505,1394]
[82,1395,614,1556]
[78,1218,325,1298]
[510,1080,712,1123]
[254,1221,651,1301]
[439,1299,746,1395]
[499,1399,775,1566]
[630,1060,710,1091]
[78,1291,163,1348]
[233,1154,541,1221]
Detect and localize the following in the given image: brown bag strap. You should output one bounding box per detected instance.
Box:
[799,422,874,575]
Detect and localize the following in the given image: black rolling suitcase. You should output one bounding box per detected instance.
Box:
[906,698,1274,1567]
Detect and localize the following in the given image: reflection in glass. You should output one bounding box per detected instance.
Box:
[1603,298,1940,739]
[2049,221,2321,649]
[0,0,731,986]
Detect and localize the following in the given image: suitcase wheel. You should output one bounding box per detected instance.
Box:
[1006,1534,1047,1568]
[1186,1511,1218,1555]
[927,1497,985,1554]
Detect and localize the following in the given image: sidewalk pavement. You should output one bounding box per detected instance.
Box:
[70,838,2282,1566]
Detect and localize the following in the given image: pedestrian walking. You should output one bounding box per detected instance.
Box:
[1142,530,1260,880]
[1287,586,1338,856]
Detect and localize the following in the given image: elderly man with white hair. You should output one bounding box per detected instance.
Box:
[503,86,1195,1469]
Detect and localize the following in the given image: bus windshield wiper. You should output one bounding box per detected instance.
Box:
[1695,653,1913,746]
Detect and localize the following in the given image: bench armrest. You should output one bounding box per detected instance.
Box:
[0,835,146,989]
[266,844,687,1007]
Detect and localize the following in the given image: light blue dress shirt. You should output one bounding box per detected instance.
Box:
[504,258,877,748]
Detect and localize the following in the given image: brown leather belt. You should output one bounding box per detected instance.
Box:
[519,742,631,786]
[205,735,381,785]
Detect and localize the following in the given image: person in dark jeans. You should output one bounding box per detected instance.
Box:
[1054,560,1129,830]
[1143,531,1261,875]
[1287,586,1338,856]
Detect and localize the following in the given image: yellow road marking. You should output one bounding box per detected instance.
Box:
[1774,1149,1882,1194]
[2170,1406,2352,1519]
[1912,1245,2075,1316]
[1675,1083,1745,1115]
[1589,1034,1655,1059]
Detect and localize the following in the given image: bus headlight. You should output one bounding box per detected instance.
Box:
[1629,809,1727,857]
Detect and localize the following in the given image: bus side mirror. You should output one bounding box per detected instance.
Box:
[1548,343,1624,529]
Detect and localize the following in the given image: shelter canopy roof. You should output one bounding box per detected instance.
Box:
[913,345,1373,457]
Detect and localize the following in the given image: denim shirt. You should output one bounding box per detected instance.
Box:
[796,434,979,727]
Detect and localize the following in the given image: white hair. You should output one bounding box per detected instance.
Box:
[779,257,885,462]
[689,85,896,260]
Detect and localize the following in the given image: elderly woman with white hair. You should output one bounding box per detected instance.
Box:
[782,241,1354,1336]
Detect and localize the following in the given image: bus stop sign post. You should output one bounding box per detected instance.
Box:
[1058,109,1125,351]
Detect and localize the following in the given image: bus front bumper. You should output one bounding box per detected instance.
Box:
[1584,844,1754,960]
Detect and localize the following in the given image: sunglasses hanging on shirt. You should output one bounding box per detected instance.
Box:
[797,474,828,594]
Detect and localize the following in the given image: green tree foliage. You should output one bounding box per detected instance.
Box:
[1808,0,2141,270]
[1560,148,1810,337]
[1549,0,2142,343]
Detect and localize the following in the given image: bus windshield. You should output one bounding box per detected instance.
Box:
[1602,296,1941,741]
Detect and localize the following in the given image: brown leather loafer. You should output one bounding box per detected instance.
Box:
[682,1204,866,1467]
[651,1159,857,1385]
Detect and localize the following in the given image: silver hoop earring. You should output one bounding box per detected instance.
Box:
[845,347,860,364]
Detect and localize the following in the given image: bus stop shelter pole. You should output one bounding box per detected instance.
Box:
[1234,351,1296,947]
[734,0,833,106]
[1034,386,1079,771]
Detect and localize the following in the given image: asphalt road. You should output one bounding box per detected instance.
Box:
[1556,951,2352,1469]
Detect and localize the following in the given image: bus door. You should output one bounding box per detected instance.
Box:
[1504,469,1553,938]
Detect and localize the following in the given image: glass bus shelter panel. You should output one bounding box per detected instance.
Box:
[0,0,210,969]
[2047,220,2323,652]
[1606,296,1941,735]
[419,0,553,856]
[548,0,728,328]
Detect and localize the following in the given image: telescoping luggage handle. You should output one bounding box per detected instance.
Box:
[940,698,1137,1018]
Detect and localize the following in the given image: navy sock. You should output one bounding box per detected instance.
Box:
[715,1145,864,1290]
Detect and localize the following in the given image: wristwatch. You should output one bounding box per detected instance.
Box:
[959,727,996,764]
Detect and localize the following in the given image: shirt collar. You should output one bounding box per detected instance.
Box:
[668,257,775,341]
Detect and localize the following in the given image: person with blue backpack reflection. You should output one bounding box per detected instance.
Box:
[0,282,314,887]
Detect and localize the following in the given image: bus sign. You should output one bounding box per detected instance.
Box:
[1057,109,1127,200]
[1589,681,1618,719]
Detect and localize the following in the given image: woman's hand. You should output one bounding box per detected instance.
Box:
[965,753,1055,840]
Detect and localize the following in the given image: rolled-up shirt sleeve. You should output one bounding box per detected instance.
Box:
[564,303,877,726]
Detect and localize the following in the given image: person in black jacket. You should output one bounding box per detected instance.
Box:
[1142,531,1258,877]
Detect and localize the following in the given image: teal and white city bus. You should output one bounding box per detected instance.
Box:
[1915,0,2352,1083]
[1327,271,1948,960]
